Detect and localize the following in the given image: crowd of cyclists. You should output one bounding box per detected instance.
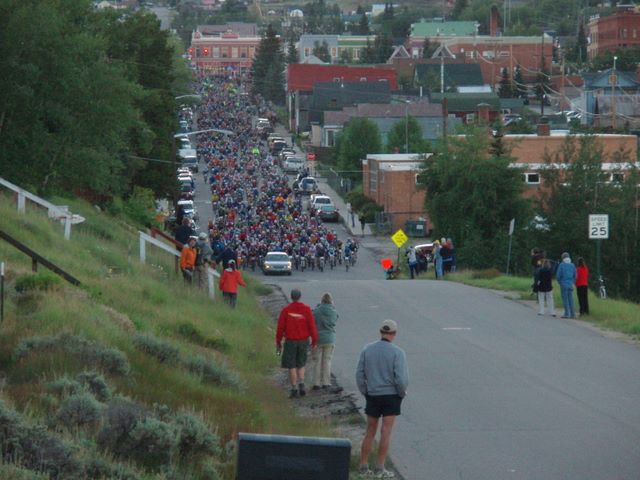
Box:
[175,72,358,274]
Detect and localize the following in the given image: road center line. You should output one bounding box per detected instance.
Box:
[442,327,471,331]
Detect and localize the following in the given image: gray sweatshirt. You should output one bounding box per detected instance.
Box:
[356,339,409,398]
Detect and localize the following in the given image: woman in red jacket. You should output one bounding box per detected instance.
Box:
[219,260,246,308]
[576,257,589,315]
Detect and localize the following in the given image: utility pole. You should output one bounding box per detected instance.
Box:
[440,55,444,93]
[612,56,618,130]
[540,34,545,116]
[560,54,566,112]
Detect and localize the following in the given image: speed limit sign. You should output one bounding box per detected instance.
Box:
[589,214,609,239]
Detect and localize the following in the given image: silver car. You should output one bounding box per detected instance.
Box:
[262,251,292,276]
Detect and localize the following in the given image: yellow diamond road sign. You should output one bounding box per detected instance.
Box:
[391,229,409,248]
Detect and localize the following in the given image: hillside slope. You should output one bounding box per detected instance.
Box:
[0,196,331,479]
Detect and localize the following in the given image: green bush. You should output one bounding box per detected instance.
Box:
[133,334,180,364]
[46,376,83,398]
[0,464,48,480]
[122,186,159,228]
[127,417,176,470]
[76,371,111,402]
[14,272,62,293]
[184,355,239,388]
[56,392,103,428]
[15,333,130,375]
[97,398,146,457]
[173,410,220,462]
[344,190,368,212]
[360,202,383,223]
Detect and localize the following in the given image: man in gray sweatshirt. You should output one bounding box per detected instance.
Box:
[356,319,409,478]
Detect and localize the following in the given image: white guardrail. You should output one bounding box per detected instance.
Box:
[0,177,85,240]
[138,231,220,300]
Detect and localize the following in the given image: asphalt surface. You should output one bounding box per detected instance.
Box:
[190,132,640,480]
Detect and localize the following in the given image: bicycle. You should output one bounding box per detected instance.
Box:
[598,275,607,299]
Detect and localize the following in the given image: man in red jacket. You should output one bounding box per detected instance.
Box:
[276,289,318,398]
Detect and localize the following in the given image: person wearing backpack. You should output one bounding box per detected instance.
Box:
[195,232,213,290]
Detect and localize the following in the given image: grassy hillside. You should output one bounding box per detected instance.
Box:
[0,195,334,479]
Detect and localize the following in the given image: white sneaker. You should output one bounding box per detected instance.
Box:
[373,467,395,478]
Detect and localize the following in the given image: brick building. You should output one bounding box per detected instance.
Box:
[361,127,637,232]
[188,24,261,73]
[362,154,431,232]
[587,5,640,59]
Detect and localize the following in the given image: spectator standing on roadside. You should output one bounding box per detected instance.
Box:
[215,243,237,270]
[174,218,194,248]
[180,236,198,284]
[219,259,246,308]
[356,319,409,479]
[556,252,577,318]
[195,232,213,289]
[575,257,590,316]
[360,215,366,237]
[311,293,339,391]
[536,259,555,316]
[276,289,318,399]
[347,202,355,228]
[406,246,418,279]
[433,240,443,279]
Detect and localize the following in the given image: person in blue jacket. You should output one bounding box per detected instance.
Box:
[556,252,577,318]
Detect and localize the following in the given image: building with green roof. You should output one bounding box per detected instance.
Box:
[410,20,479,38]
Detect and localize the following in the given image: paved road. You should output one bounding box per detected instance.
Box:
[190,128,640,480]
[264,277,640,480]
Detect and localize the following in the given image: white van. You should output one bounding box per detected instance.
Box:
[284,156,305,173]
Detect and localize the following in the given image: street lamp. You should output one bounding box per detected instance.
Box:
[174,94,202,101]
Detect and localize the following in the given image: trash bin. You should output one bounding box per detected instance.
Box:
[405,219,427,238]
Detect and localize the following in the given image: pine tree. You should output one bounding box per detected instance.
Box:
[514,64,527,99]
[251,24,285,103]
[286,39,298,64]
[576,22,587,64]
[313,40,331,63]
[422,37,437,58]
[498,68,514,98]
[451,0,468,19]
[357,12,369,35]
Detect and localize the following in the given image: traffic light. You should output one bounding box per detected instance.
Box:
[188,48,194,56]
[203,48,209,56]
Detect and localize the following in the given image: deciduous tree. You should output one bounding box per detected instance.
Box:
[336,118,382,180]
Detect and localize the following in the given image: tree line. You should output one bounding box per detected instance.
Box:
[420,127,640,302]
[0,0,190,202]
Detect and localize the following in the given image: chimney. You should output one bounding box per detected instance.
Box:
[537,116,550,136]
[489,5,500,37]
[477,103,491,124]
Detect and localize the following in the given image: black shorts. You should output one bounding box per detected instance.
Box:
[281,340,309,369]
[365,394,403,418]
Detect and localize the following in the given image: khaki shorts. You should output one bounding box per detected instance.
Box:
[281,340,309,369]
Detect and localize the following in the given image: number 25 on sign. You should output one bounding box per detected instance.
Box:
[589,214,609,239]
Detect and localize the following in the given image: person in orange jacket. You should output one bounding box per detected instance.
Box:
[180,237,198,284]
[219,259,246,308]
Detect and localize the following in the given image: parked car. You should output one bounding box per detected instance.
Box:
[284,156,305,173]
[316,204,339,222]
[177,199,197,221]
[261,251,292,275]
[309,194,333,210]
[296,177,319,195]
[271,140,288,154]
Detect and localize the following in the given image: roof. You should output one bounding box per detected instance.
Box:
[415,63,485,88]
[312,82,391,110]
[287,64,398,92]
[583,69,640,88]
[378,162,424,171]
[324,101,441,125]
[197,23,258,37]
[430,93,501,112]
[367,153,427,161]
[433,33,553,46]
[410,20,478,37]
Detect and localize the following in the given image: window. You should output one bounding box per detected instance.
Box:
[415,174,421,185]
[232,47,238,58]
[354,48,360,59]
[327,130,335,146]
[370,168,378,192]
[482,50,495,59]
[465,50,476,59]
[524,172,541,184]
[360,77,367,81]
[466,113,475,123]
[610,172,624,183]
[498,50,510,58]
[213,47,220,58]
[304,47,310,57]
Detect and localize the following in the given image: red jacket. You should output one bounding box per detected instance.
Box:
[219,268,246,294]
[276,301,318,347]
[576,266,589,287]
